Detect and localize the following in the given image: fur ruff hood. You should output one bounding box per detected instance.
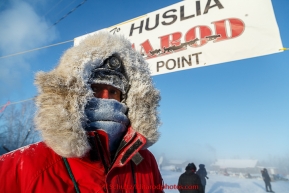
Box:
[34,32,161,158]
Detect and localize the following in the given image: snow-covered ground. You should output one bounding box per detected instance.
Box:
[161,170,289,193]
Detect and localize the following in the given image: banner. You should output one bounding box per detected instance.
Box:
[74,0,283,76]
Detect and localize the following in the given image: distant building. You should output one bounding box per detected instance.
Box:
[211,159,260,174]
[158,156,188,172]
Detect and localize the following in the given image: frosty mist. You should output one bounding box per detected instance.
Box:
[0,0,57,98]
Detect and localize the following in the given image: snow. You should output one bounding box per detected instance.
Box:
[161,170,289,193]
[212,159,258,169]
[0,143,37,162]
[19,144,32,153]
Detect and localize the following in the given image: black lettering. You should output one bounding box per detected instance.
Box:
[145,14,159,31]
[196,1,201,16]
[166,59,176,70]
[177,57,181,68]
[192,52,202,64]
[180,5,194,21]
[161,9,177,26]
[204,0,224,14]
[157,61,165,72]
[129,20,144,36]
[182,55,192,67]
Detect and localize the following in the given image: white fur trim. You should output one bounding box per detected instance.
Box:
[34,32,161,158]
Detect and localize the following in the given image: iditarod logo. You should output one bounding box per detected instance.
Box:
[124,0,245,60]
[109,0,245,60]
[131,17,245,60]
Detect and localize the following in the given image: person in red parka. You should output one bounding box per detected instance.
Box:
[0,32,163,193]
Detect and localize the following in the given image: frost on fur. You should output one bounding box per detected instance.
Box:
[34,32,160,158]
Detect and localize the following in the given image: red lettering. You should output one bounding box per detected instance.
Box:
[185,25,212,47]
[139,39,155,58]
[213,18,245,42]
[131,17,245,58]
[159,32,182,49]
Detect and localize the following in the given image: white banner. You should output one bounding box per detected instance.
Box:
[74,0,283,76]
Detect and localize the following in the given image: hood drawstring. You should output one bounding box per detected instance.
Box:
[131,161,137,193]
[63,158,81,193]
[63,158,138,193]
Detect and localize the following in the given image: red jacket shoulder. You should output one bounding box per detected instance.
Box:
[0,142,62,192]
[0,142,61,169]
[139,149,158,165]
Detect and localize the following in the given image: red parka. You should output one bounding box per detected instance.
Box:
[0,32,163,193]
[0,127,163,193]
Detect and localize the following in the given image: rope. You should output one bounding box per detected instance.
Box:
[48,0,88,29]
[0,1,89,59]
[0,98,34,108]
[42,0,63,18]
[0,40,73,59]
[0,101,10,113]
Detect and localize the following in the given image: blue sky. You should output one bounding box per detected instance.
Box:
[0,0,288,162]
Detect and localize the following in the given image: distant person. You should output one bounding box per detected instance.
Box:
[178,163,204,193]
[196,164,209,192]
[261,168,274,192]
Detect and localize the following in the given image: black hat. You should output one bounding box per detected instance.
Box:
[185,163,196,171]
[88,54,129,98]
